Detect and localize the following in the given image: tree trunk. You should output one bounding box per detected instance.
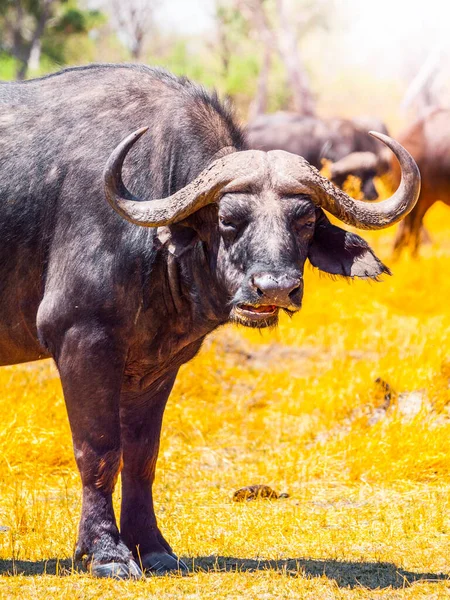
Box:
[249,45,272,120]
[217,17,231,78]
[236,0,276,119]
[237,0,316,117]
[401,44,442,117]
[14,0,54,80]
[12,0,27,79]
[28,39,42,72]
[275,0,316,116]
[131,26,145,60]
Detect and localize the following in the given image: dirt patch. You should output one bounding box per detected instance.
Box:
[206,329,380,378]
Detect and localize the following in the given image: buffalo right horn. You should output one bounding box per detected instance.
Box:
[103,128,265,227]
[269,131,421,230]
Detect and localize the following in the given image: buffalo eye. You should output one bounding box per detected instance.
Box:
[219,214,247,243]
[219,215,242,244]
[293,216,315,232]
[303,220,315,229]
[219,214,247,232]
[219,216,238,229]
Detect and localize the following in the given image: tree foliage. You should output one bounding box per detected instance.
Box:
[101,0,159,60]
[0,0,105,79]
[215,0,331,116]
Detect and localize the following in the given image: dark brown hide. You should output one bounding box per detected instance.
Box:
[391,108,450,255]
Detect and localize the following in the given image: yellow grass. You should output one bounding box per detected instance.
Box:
[2,203,450,598]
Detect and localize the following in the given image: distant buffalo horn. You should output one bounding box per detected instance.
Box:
[329,151,379,178]
[270,131,421,230]
[103,128,263,227]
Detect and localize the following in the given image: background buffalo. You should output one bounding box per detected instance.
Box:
[246,113,390,200]
[390,108,450,254]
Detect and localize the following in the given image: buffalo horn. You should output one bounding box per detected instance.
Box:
[271,131,420,230]
[103,128,263,227]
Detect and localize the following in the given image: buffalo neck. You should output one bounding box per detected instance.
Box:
[125,236,229,392]
[163,241,229,333]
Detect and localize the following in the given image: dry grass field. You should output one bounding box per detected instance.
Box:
[2,200,450,599]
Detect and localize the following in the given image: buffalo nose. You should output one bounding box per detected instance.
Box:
[251,272,303,307]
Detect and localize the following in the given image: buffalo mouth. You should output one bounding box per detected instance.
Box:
[237,304,278,317]
[231,303,280,328]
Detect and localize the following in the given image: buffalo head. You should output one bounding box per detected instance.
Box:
[104,130,420,328]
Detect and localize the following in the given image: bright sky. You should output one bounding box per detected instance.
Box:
[336,0,449,73]
[156,0,215,35]
[156,0,449,76]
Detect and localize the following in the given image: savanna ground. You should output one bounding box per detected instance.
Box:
[2,197,450,599]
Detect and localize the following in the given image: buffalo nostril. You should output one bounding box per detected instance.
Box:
[251,275,265,297]
[289,286,302,302]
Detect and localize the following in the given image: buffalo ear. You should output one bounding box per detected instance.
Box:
[157,224,198,257]
[308,212,390,279]
[157,206,218,256]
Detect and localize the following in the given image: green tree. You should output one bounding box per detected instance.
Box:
[0,0,104,79]
[102,0,159,60]
[216,0,332,117]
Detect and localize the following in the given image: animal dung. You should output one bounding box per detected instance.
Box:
[232,484,289,502]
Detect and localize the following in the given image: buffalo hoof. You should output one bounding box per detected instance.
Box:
[91,559,143,579]
[141,551,189,576]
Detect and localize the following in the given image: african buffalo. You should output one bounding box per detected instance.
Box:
[246,113,390,199]
[0,64,419,579]
[391,108,450,255]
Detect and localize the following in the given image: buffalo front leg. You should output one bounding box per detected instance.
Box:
[120,372,188,575]
[53,324,142,579]
[393,196,433,258]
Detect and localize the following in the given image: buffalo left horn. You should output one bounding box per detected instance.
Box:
[269,131,420,230]
[103,127,264,227]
